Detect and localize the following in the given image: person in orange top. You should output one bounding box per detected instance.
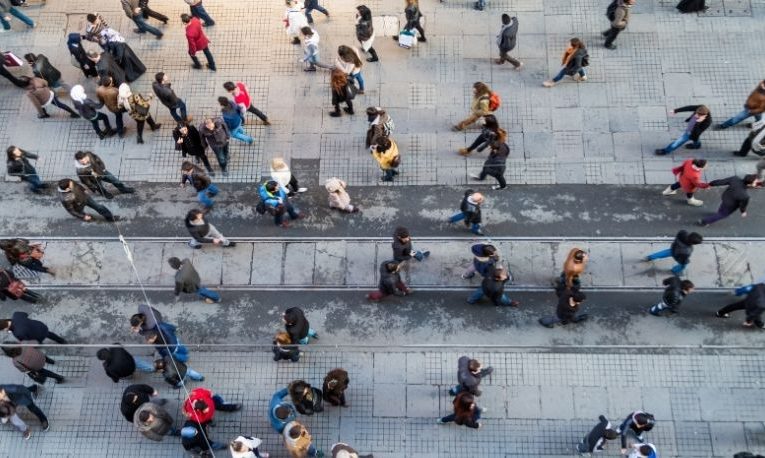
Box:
[181,13,216,71]
[183,387,241,425]
[543,38,588,87]
[662,158,709,206]
[560,248,588,289]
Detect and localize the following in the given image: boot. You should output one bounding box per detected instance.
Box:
[37,109,50,119]
[291,36,301,45]
[458,148,470,156]
[662,185,676,196]
[190,56,202,69]
[137,135,144,144]
[329,108,342,117]
[366,48,379,62]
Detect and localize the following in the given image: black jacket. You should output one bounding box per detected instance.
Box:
[152,81,180,108]
[185,218,211,243]
[30,55,61,87]
[73,98,104,121]
[173,125,206,158]
[481,268,509,306]
[95,52,126,86]
[7,150,38,177]
[9,311,49,343]
[355,14,373,42]
[582,415,612,452]
[58,181,91,219]
[661,276,686,310]
[498,18,519,52]
[556,291,580,322]
[744,284,765,322]
[181,164,211,191]
[563,48,588,76]
[289,382,324,415]
[670,230,694,265]
[456,356,482,394]
[284,307,310,343]
[76,151,109,191]
[120,384,154,422]
[482,142,509,177]
[322,368,349,406]
[674,105,712,142]
[404,4,422,30]
[460,194,482,224]
[392,237,413,262]
[709,176,750,213]
[101,346,136,382]
[378,262,403,295]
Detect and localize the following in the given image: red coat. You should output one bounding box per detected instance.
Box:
[185,17,209,54]
[672,159,709,193]
[183,388,215,424]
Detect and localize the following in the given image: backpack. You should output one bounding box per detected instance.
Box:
[132,94,151,119]
[382,114,395,137]
[606,0,618,21]
[255,201,267,215]
[488,92,501,111]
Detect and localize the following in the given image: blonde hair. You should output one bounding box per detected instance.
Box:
[271,157,288,171]
[274,331,292,345]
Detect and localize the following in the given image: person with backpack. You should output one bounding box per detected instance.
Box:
[372,137,400,182]
[117,82,162,144]
[649,277,695,316]
[366,106,394,150]
[459,114,499,156]
[603,0,634,50]
[470,128,509,190]
[543,37,588,87]
[662,158,709,206]
[496,14,522,69]
[643,230,703,275]
[617,411,655,455]
[448,190,484,235]
[655,105,712,156]
[453,82,497,131]
[355,5,378,62]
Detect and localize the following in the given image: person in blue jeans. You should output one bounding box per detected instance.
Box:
[259,180,304,228]
[218,97,253,144]
[543,38,587,87]
[181,161,218,209]
[467,264,520,307]
[437,392,483,428]
[643,230,703,275]
[121,0,164,38]
[0,0,35,30]
[304,0,330,24]
[145,322,190,363]
[185,0,215,26]
[6,146,46,194]
[168,256,221,304]
[154,354,204,388]
[449,191,484,235]
[718,80,765,129]
[655,105,711,155]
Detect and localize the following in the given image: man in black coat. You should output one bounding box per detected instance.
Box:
[96,345,137,383]
[283,307,318,344]
[467,264,519,307]
[57,178,119,222]
[495,15,522,68]
[649,277,694,316]
[643,230,703,275]
[716,283,765,328]
[539,290,587,328]
[88,51,126,87]
[152,72,187,122]
[0,311,67,344]
[391,226,429,263]
[367,261,411,301]
[121,384,160,422]
[23,53,63,88]
[75,150,135,199]
[700,174,760,226]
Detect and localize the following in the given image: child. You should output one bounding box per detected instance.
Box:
[272,331,300,362]
[650,277,694,316]
[325,177,360,213]
[577,415,618,455]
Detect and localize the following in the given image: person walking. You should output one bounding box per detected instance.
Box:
[58,178,119,222]
[366,106,394,150]
[140,0,170,26]
[467,264,519,307]
[258,180,304,228]
[324,177,360,213]
[649,277,695,316]
[0,267,40,303]
[0,0,35,30]
[462,243,499,280]
[83,17,146,82]
[459,114,499,157]
[495,14,522,68]
[66,33,99,78]
[218,97,253,144]
[372,137,399,182]
[543,38,588,87]
[392,0,426,43]
[223,81,270,125]
[230,435,270,458]
[643,230,703,275]
[185,0,215,27]
[173,121,213,174]
[355,5,378,62]
[283,307,318,345]
[24,76,79,120]
[70,84,116,140]
[183,387,242,426]
[662,158,709,206]
[559,248,588,289]
[0,238,53,277]
[180,160,218,209]
[269,388,297,434]
[182,13,216,71]
[304,0,329,24]
[152,72,187,122]
[437,392,482,428]
[0,312,67,344]
[1,341,65,383]
[144,322,189,362]
[96,344,143,382]
[716,282,765,328]
[75,150,136,199]
[733,119,765,157]
[0,385,48,431]
[134,401,179,441]
[181,420,226,454]
[448,190,484,235]
[470,128,509,190]
[288,380,324,415]
[367,260,411,301]
[0,401,32,440]
[699,174,760,226]
[329,68,355,116]
[577,415,619,455]
[453,82,494,131]
[392,226,430,264]
[184,208,236,249]
[129,303,164,335]
[96,76,126,137]
[271,158,307,196]
[167,256,220,304]
[300,26,331,72]
[448,356,493,396]
[655,105,712,155]
[118,83,162,144]
[322,369,349,407]
[23,53,64,90]
[272,331,301,362]
[718,80,765,129]
[87,50,127,87]
[121,0,164,38]
[617,411,655,455]
[331,443,373,458]
[283,420,323,458]
[285,0,309,45]
[335,45,365,94]
[198,117,230,176]
[603,0,634,50]
[6,146,46,193]
[120,384,161,422]
[154,354,205,388]
[539,289,588,328]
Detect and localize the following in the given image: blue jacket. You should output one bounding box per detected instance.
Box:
[154,322,180,358]
[258,183,287,209]
[471,244,497,277]
[220,101,243,131]
[268,388,297,433]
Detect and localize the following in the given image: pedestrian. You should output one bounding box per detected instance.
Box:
[129,303,164,335]
[180,160,218,210]
[184,208,236,249]
[0,312,66,344]
[366,260,411,301]
[576,415,618,455]
[392,226,429,263]
[0,401,31,440]
[322,368,349,407]
[655,105,711,155]
[331,443,373,458]
[6,146,46,193]
[560,247,588,289]
[467,264,519,307]
[218,96,253,144]
[223,80,270,125]
[121,384,162,422]
[543,37,588,87]
[57,178,119,222]
[288,380,324,415]
[70,84,116,140]
[154,353,205,388]
[283,307,318,345]
[718,80,765,129]
[643,230,703,275]
[365,106,394,150]
[329,68,356,116]
[603,0,634,49]
[167,256,221,304]
[144,321,189,362]
[183,387,242,426]
[0,238,52,277]
[538,289,588,328]
[733,119,765,157]
[181,420,226,454]
[300,26,331,71]
[283,420,322,458]
[470,128,509,190]
[117,83,162,144]
[371,137,399,182]
[67,33,99,78]
[0,267,40,302]
[677,0,707,12]
[173,121,213,174]
[87,50,127,87]
[462,243,499,280]
[231,436,270,458]
[617,411,655,455]
[25,76,79,120]
[662,158,709,206]
[355,5,378,62]
[285,0,308,45]
[628,443,659,458]
[335,45,365,94]
[392,0,426,43]
[185,0,215,27]
[448,190,484,235]
[458,114,499,156]
[152,72,187,122]
[649,277,695,316]
[324,177,359,213]
[453,82,494,131]
[140,0,170,26]
[448,356,493,396]
[495,14,522,68]
[0,385,48,431]
[23,53,64,89]
[269,387,297,434]
[304,0,329,24]
[271,158,307,197]
[198,117,230,176]
[437,391,482,428]
[272,331,300,362]
[0,58,27,88]
[75,150,136,199]
[96,344,142,382]
[134,401,179,441]
[258,180,304,228]
[121,0,163,38]
[96,76,126,137]
[716,282,765,328]
[0,0,34,30]
[84,16,145,82]
[699,174,760,226]
[1,341,65,383]
[181,13,216,71]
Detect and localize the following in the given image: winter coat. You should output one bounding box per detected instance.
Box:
[0,385,35,408]
[708,176,751,213]
[11,340,46,373]
[283,421,313,458]
[288,382,323,415]
[378,261,404,295]
[58,181,91,219]
[198,118,230,150]
[355,8,374,44]
[372,140,400,170]
[661,276,686,311]
[183,387,216,424]
[451,392,481,428]
[96,84,121,113]
[322,368,349,406]
[392,236,413,262]
[135,303,162,334]
[121,0,141,17]
[259,183,289,210]
[618,411,655,449]
[121,384,154,422]
[331,81,352,106]
[100,346,136,382]
[456,356,482,394]
[460,194,482,224]
[404,3,422,30]
[556,290,581,322]
[745,83,765,115]
[482,142,509,177]
[73,98,104,121]
[9,312,50,343]
[185,218,214,243]
[283,307,310,343]
[672,159,709,193]
[152,322,181,359]
[75,151,109,191]
[674,105,712,142]
[134,402,175,441]
[471,244,498,277]
[481,267,510,306]
[268,388,297,433]
[67,33,98,77]
[173,125,206,158]
[563,47,588,76]
[94,53,126,87]
[151,81,180,108]
[744,284,765,322]
[470,94,491,117]
[173,258,201,295]
[221,101,244,131]
[184,16,209,54]
[325,178,351,209]
[181,164,211,191]
[670,230,695,265]
[611,3,631,29]
[25,77,54,108]
[497,18,519,52]
[6,150,38,178]
[29,55,61,87]
[582,415,613,452]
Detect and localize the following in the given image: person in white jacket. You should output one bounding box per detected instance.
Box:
[285,0,308,45]
[271,157,307,197]
[334,45,365,94]
[230,435,270,458]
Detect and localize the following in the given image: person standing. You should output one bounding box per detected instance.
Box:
[322,369,349,407]
[1,340,64,383]
[649,277,695,316]
[300,27,331,71]
[467,264,519,307]
[57,178,119,222]
[371,137,399,182]
[539,289,588,328]
[87,50,127,87]
[462,243,499,280]
[182,13,216,71]
[66,34,99,78]
[152,72,187,123]
[662,158,709,206]
[258,180,304,228]
[0,385,48,431]
[367,260,411,301]
[283,421,322,458]
[117,83,162,144]
[603,0,634,50]
[355,5,378,62]
[271,158,307,196]
[218,97,253,144]
[25,76,79,120]
[0,0,35,30]
[453,82,494,131]
[96,76,126,137]
[167,256,220,304]
[495,14,522,68]
[0,312,67,344]
[304,0,329,24]
[223,81,270,125]
[329,68,355,116]
[655,105,712,155]
[699,174,760,226]
[718,80,765,129]
[471,128,509,190]
[184,208,236,249]
[643,230,703,275]
[448,191,484,235]
[134,401,178,441]
[335,45,365,94]
[366,106,394,149]
[716,282,765,328]
[75,150,136,199]
[6,146,45,193]
[543,37,588,87]
[173,121,213,174]
[437,392,482,428]
[577,415,619,454]
[283,307,318,345]
[617,411,655,455]
[392,226,429,264]
[392,0,426,43]
[448,356,493,396]
[324,177,359,213]
[272,331,300,362]
[230,436,270,458]
[198,117,230,176]
[70,85,116,140]
[121,0,163,38]
[285,0,309,45]
[180,161,218,209]
[288,380,324,415]
[185,0,215,27]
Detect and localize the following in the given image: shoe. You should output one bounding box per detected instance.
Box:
[392,36,399,41]
[222,170,229,177]
[662,185,677,196]
[436,418,447,424]
[311,332,319,340]
[155,33,163,40]
[192,63,202,69]
[470,174,483,180]
[292,37,301,45]
[472,229,484,236]
[206,64,216,72]
[542,80,555,88]
[539,318,555,328]
[343,107,354,115]
[697,219,709,227]
[55,376,65,384]
[602,30,609,37]
[649,307,661,317]
[121,188,136,194]
[225,242,237,248]
[687,197,703,206]
[69,113,80,118]
[208,170,215,177]
[263,120,271,126]
[150,123,162,131]
[231,403,242,411]
[203,22,215,27]
[716,311,729,318]
[422,251,430,258]
[133,28,144,34]
[417,36,427,42]
[41,421,49,432]
[357,90,365,95]
[304,66,317,72]
[297,187,307,193]
[492,185,506,190]
[461,272,475,280]
[448,387,458,396]
[280,222,290,228]
[366,56,379,62]
[715,123,727,130]
[204,298,215,304]
[495,58,504,64]
[515,62,524,70]
[23,429,31,440]
[37,113,50,119]
[605,43,617,50]
[685,143,701,150]
[329,110,341,117]
[137,137,144,144]
[29,385,39,397]
[654,149,667,155]
[579,75,587,81]
[458,148,471,156]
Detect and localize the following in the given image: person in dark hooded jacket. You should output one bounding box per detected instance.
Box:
[643,230,703,275]
[154,354,204,388]
[322,368,349,407]
[649,277,694,316]
[391,226,430,263]
[184,209,236,249]
[448,356,493,396]
[283,307,318,345]
[355,5,378,62]
[288,380,324,415]
[6,146,45,194]
[716,282,765,328]
[74,150,135,198]
[462,243,499,280]
[96,344,137,382]
[0,311,67,343]
[120,384,160,422]
[173,121,213,174]
[700,174,760,226]
[577,414,619,454]
[467,264,519,307]
[67,33,99,78]
[496,14,522,68]
[617,411,655,453]
[367,261,410,301]
[448,191,484,235]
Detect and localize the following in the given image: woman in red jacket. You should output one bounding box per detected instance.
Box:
[662,158,709,206]
[183,387,241,425]
[181,14,216,71]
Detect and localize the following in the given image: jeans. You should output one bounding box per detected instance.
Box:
[210,144,229,171]
[190,3,215,26]
[197,184,218,208]
[112,110,125,135]
[449,212,482,234]
[197,287,220,302]
[50,96,79,117]
[467,286,512,305]
[133,356,155,372]
[168,99,188,123]
[305,3,329,23]
[85,196,116,221]
[186,368,204,381]
[297,328,318,345]
[552,67,585,82]
[660,132,699,154]
[131,14,162,37]
[721,107,763,129]
[645,247,687,275]
[23,174,44,193]
[0,7,34,29]
[701,204,735,225]
[88,112,113,136]
[274,202,300,225]
[99,172,132,193]
[230,125,253,144]
[382,168,397,181]
[190,47,216,71]
[476,0,486,8]
[351,72,365,91]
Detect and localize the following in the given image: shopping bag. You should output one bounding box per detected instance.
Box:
[398,29,415,49]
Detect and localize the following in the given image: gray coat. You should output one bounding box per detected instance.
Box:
[456,356,481,394]
[134,402,174,441]
[174,258,201,295]
[497,18,519,52]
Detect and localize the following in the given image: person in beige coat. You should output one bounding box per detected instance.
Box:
[283,420,321,457]
[324,177,359,213]
[25,77,79,119]
[453,82,493,131]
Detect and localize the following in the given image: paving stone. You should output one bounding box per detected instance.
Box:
[283,242,316,285]
[406,384,439,418]
[250,242,284,285]
[374,384,406,418]
[507,386,542,419]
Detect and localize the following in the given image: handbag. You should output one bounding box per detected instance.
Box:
[345,81,358,101]
[2,270,26,299]
[398,29,415,49]
[3,52,24,68]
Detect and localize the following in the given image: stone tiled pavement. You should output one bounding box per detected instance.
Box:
[2,0,765,184]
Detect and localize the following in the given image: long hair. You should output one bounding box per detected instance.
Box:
[453,392,476,421]
[473,82,491,97]
[338,45,363,68]
[569,37,584,49]
[331,69,348,92]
